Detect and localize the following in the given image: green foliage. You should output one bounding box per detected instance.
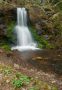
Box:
[0,21,16,52]
[3,69,11,75]
[29,87,39,90]
[7,21,15,40]
[6,21,17,46]
[3,67,12,75]
[15,73,30,84]
[52,85,58,90]
[12,73,30,88]
[29,79,58,90]
[1,44,11,52]
[12,79,23,88]
[0,64,58,90]
[20,75,30,84]
[29,26,54,49]
[0,65,12,75]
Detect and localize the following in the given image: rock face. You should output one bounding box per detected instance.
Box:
[0,4,54,37]
[0,24,6,36]
[0,6,47,37]
[0,10,6,37]
[29,7,42,23]
[28,6,54,34]
[0,2,61,48]
[0,8,16,37]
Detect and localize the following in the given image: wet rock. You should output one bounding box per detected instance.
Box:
[0,24,6,29]
[0,18,5,24]
[44,35,49,40]
[6,52,13,57]
[37,30,42,35]
[0,10,4,17]
[0,24,6,36]
[32,57,43,60]
[6,8,16,21]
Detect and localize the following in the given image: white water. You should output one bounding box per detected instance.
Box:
[11,8,39,51]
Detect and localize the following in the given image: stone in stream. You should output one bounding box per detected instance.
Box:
[32,57,43,60]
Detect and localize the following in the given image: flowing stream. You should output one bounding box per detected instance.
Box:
[11,8,39,51]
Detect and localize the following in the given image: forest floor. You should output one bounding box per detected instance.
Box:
[0,49,62,90]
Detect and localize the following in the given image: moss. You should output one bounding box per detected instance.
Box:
[29,79,58,90]
[29,26,55,49]
[7,21,16,41]
[1,44,11,52]
[52,85,58,90]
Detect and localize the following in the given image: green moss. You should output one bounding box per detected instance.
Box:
[2,67,12,75]
[0,21,16,52]
[52,85,58,90]
[29,26,54,49]
[0,65,13,75]
[7,21,16,41]
[29,79,58,90]
[1,44,11,52]
[12,73,30,88]
[29,87,39,90]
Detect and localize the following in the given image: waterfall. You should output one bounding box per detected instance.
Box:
[11,8,39,51]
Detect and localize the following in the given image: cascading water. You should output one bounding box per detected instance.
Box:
[11,8,39,51]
